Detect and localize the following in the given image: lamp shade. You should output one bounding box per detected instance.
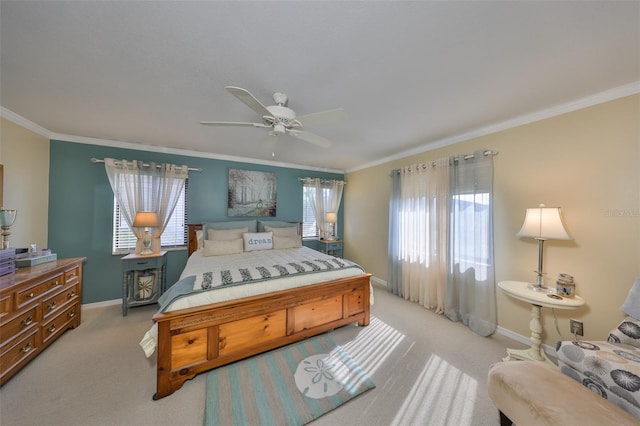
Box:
[325,212,337,223]
[0,209,17,227]
[133,211,159,228]
[517,205,572,240]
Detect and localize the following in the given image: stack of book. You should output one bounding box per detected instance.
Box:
[0,248,16,276]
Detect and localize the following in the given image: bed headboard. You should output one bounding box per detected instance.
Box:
[187,222,303,257]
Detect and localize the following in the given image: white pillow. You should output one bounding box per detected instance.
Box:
[208,227,249,241]
[203,238,244,256]
[196,230,204,250]
[264,225,298,238]
[243,232,273,252]
[273,235,302,249]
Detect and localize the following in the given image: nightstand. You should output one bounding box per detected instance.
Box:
[121,251,167,316]
[498,280,585,366]
[318,240,343,258]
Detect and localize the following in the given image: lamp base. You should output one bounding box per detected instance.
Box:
[529,284,548,292]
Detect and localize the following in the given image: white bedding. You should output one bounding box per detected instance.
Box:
[139,246,371,357]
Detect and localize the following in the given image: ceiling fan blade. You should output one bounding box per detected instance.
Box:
[225,86,272,118]
[200,121,269,128]
[288,129,332,148]
[296,108,348,127]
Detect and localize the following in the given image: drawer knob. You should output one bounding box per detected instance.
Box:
[21,315,33,326]
[67,291,76,299]
[47,324,57,333]
[27,292,34,298]
[52,280,60,286]
[68,311,75,318]
[47,301,57,310]
[20,343,32,353]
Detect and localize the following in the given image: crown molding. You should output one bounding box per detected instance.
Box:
[0,107,344,174]
[347,81,640,173]
[0,107,52,138]
[48,132,345,174]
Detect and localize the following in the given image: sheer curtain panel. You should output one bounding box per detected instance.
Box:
[105,158,188,254]
[303,178,345,239]
[387,158,449,313]
[444,150,496,336]
[388,150,497,337]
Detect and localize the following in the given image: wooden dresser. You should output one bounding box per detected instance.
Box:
[0,257,85,385]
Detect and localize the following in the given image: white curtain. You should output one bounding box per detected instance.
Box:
[105,158,188,253]
[388,158,449,313]
[304,178,345,238]
[388,150,496,336]
[444,151,496,336]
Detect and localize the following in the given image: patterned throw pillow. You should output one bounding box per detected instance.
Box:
[608,316,640,348]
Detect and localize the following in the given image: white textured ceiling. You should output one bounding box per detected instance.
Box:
[1,1,639,172]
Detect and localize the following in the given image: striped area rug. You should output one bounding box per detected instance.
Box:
[204,334,375,426]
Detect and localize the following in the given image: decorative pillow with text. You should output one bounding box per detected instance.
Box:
[243,232,273,252]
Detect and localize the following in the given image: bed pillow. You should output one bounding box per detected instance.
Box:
[273,235,302,249]
[258,220,296,232]
[208,227,249,241]
[243,232,273,252]
[264,225,298,238]
[195,230,204,250]
[203,238,244,256]
[203,220,258,237]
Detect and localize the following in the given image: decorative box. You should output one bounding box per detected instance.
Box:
[15,252,57,267]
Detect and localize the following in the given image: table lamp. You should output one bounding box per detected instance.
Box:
[325,212,337,241]
[133,211,159,255]
[517,204,572,291]
[0,208,17,249]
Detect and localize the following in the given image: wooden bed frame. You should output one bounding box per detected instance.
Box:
[151,223,371,400]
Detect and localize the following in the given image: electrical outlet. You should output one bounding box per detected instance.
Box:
[570,319,584,336]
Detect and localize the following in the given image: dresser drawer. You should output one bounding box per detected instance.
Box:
[0,305,38,347]
[41,283,80,321]
[325,242,342,251]
[0,293,12,319]
[65,265,80,284]
[0,328,39,383]
[41,303,79,346]
[16,273,64,309]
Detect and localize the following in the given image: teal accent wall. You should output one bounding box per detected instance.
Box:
[48,140,344,304]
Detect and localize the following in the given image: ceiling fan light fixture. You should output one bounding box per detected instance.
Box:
[201,86,343,149]
[274,123,286,135]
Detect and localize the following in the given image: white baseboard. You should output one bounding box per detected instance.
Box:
[493,326,556,358]
[372,275,556,356]
[370,275,387,289]
[81,299,121,310]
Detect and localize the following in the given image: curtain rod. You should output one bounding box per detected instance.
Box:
[90,157,203,172]
[298,178,347,185]
[390,149,498,175]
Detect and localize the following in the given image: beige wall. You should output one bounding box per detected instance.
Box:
[344,94,640,345]
[0,117,50,249]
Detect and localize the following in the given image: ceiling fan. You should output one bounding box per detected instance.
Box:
[200,86,347,148]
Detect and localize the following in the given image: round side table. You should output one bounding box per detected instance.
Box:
[498,280,585,366]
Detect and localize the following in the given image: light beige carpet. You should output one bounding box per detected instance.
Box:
[0,284,522,425]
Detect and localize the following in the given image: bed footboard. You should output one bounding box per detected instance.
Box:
[152,273,371,400]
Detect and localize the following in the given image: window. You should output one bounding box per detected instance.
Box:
[112,180,188,253]
[451,192,491,281]
[302,184,339,239]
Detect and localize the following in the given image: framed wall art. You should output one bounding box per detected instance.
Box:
[228,168,277,217]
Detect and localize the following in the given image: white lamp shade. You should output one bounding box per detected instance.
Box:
[325,212,337,223]
[517,205,572,240]
[133,211,159,228]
